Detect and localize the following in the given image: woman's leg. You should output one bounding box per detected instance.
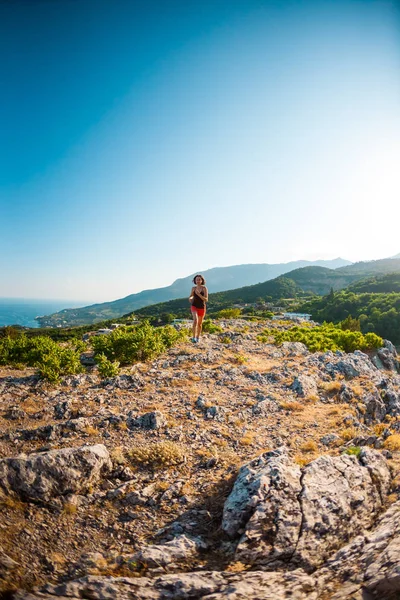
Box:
[197,313,205,338]
[192,311,198,340]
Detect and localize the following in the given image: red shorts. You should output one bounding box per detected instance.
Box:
[191,306,206,317]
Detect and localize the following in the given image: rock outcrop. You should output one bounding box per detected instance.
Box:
[222,447,391,571]
[0,444,112,502]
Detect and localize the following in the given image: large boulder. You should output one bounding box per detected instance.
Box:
[222,448,302,566]
[122,535,205,568]
[0,444,112,502]
[12,570,318,600]
[318,351,383,383]
[222,448,391,571]
[290,374,318,398]
[12,501,400,599]
[316,499,400,599]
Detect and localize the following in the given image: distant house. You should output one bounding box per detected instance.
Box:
[172,318,191,324]
[282,312,312,321]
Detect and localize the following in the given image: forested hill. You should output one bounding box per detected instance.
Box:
[281,259,400,294]
[132,276,302,319]
[335,258,400,277]
[348,273,400,294]
[35,257,400,328]
[35,258,350,327]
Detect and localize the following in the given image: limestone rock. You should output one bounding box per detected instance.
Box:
[317,500,400,599]
[123,534,204,568]
[320,433,340,447]
[127,410,166,430]
[361,390,387,423]
[281,342,309,356]
[222,448,303,565]
[0,444,112,502]
[12,570,318,600]
[292,448,390,570]
[291,375,318,397]
[222,448,391,571]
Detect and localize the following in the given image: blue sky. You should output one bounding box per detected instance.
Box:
[1,0,399,302]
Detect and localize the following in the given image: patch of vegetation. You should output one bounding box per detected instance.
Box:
[202,319,223,334]
[0,333,84,382]
[95,353,120,378]
[344,446,362,458]
[217,308,242,319]
[298,290,400,344]
[128,441,185,469]
[91,321,188,365]
[258,323,383,353]
[383,434,400,451]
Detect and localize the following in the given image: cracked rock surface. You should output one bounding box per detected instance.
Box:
[1,320,400,599]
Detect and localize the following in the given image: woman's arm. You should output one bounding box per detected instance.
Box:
[195,286,208,302]
[189,287,195,303]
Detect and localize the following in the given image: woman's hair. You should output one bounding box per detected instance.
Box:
[192,274,205,285]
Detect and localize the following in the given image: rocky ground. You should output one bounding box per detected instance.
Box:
[1,319,400,599]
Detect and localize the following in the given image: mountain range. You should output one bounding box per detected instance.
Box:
[36,256,400,328]
[36,258,350,327]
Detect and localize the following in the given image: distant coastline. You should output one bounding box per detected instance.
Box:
[0,298,87,328]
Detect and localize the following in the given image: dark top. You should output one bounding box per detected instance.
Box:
[192,288,206,309]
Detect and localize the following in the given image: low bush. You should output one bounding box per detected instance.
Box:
[91,321,187,365]
[0,333,84,382]
[216,308,242,319]
[344,446,362,458]
[257,323,383,353]
[96,353,120,378]
[202,319,223,334]
[128,441,185,468]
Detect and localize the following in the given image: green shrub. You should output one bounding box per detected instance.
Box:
[344,446,362,458]
[91,321,187,365]
[217,308,242,319]
[257,323,384,353]
[202,319,223,334]
[0,333,84,382]
[96,353,120,378]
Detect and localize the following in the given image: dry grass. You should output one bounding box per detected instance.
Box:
[62,502,78,515]
[110,446,127,465]
[83,426,99,436]
[384,434,400,451]
[280,400,304,412]
[225,561,250,573]
[321,381,342,394]
[294,454,315,467]
[387,493,399,504]
[305,394,319,404]
[351,384,364,398]
[340,426,358,441]
[373,423,387,436]
[300,440,318,453]
[128,441,186,468]
[239,432,256,446]
[0,496,26,512]
[20,397,44,415]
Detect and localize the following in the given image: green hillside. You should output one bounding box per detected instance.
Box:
[131,276,303,320]
[35,258,351,327]
[299,290,400,344]
[348,273,400,294]
[284,266,356,294]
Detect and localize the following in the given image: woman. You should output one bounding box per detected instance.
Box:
[189,274,208,343]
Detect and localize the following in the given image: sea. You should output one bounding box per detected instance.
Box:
[0,298,87,329]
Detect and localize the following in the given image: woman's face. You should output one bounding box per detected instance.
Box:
[195,276,202,285]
